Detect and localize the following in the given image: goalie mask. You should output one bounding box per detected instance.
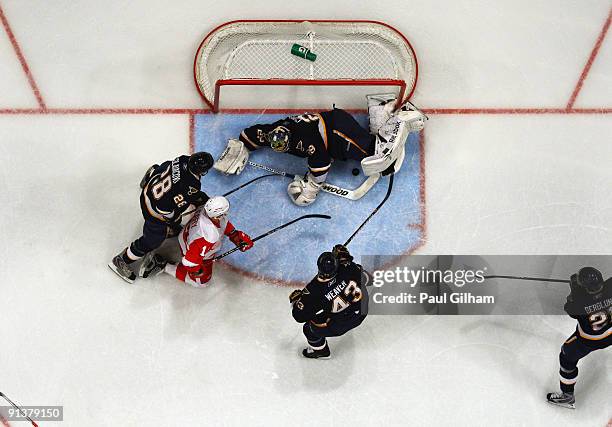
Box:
[577,267,604,294]
[266,126,291,153]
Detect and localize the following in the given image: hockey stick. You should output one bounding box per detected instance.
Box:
[222,173,276,197]
[176,174,278,220]
[484,275,570,284]
[248,161,380,201]
[214,214,331,260]
[0,392,38,427]
[343,174,394,247]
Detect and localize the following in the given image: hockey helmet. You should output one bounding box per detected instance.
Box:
[188,152,214,176]
[204,196,230,219]
[317,252,338,280]
[266,126,291,153]
[577,266,604,294]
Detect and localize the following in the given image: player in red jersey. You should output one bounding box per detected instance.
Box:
[139,196,253,287]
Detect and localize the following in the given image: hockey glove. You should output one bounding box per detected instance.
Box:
[289,289,303,304]
[191,259,213,278]
[229,230,253,252]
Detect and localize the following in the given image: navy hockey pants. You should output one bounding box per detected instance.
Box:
[303,314,367,348]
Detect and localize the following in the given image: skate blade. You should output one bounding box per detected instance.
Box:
[303,355,331,360]
[546,400,575,410]
[301,350,331,360]
[108,261,135,284]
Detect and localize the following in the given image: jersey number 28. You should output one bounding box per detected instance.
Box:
[152,169,172,200]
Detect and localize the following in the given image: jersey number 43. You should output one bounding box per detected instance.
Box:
[332,281,363,313]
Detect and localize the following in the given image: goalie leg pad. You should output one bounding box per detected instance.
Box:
[287,172,322,206]
[360,116,409,176]
[213,139,249,175]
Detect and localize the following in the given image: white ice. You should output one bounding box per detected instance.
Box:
[0,1,610,426]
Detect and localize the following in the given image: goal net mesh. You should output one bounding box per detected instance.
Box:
[195,21,418,110]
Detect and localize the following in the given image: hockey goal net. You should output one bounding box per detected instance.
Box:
[194,20,418,112]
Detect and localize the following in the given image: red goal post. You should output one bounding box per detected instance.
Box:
[194,20,419,112]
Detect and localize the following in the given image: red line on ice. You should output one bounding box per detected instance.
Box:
[0,107,610,115]
[423,107,612,115]
[0,3,46,110]
[188,113,195,153]
[566,7,611,109]
[414,127,427,252]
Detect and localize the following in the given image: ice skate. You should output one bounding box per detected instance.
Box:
[546,392,575,409]
[108,253,136,284]
[138,253,168,278]
[302,343,331,359]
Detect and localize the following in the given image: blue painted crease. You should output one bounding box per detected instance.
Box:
[194,113,424,283]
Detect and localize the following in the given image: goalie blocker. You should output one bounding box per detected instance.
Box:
[213,95,427,204]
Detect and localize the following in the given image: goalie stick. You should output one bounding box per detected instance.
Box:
[214,214,331,260]
[248,161,380,201]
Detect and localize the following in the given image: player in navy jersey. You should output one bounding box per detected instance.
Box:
[546,267,611,408]
[109,152,214,283]
[290,245,370,359]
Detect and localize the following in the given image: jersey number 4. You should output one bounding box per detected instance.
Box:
[332,281,362,313]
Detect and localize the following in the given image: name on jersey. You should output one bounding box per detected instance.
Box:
[171,158,181,184]
[585,297,612,314]
[324,280,348,302]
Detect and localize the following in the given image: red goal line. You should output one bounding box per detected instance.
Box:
[0,107,610,115]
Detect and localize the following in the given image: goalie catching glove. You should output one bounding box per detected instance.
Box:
[228,229,253,252]
[214,139,249,175]
[287,172,322,206]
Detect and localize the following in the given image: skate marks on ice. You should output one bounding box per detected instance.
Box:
[193,112,424,284]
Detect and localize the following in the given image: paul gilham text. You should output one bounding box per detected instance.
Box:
[373,292,495,304]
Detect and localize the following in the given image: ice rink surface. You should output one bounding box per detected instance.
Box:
[0,1,610,426]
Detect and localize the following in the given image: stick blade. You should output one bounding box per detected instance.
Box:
[302,214,331,220]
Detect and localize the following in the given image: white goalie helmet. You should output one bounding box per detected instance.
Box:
[204,196,230,218]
